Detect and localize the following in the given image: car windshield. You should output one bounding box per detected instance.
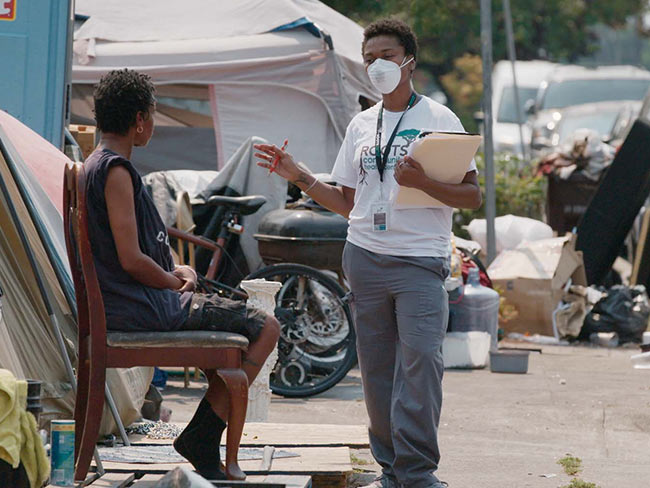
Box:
[558,110,619,142]
[497,86,539,123]
[541,79,650,110]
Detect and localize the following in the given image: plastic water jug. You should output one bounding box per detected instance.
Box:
[448,267,500,350]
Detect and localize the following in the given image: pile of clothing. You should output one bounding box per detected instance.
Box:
[0,369,49,488]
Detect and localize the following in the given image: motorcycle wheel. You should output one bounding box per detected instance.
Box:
[244,263,357,398]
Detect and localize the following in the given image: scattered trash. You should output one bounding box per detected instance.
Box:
[466,214,553,256]
[554,285,606,339]
[489,235,586,337]
[559,379,567,385]
[631,351,650,369]
[507,333,568,345]
[643,331,650,345]
[160,405,172,423]
[126,421,183,439]
[153,466,213,488]
[539,473,557,478]
[589,332,619,348]
[580,285,650,343]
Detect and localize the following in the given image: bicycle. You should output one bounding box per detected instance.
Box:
[168,193,357,398]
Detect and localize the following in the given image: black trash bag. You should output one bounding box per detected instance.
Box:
[580,285,650,343]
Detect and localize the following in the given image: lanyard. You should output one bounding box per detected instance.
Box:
[375,92,417,182]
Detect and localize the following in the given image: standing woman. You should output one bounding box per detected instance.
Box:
[255,19,481,488]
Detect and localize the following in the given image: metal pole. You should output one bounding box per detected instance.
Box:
[481,0,497,264]
[502,0,527,161]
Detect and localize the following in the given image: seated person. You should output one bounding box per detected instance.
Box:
[84,69,280,479]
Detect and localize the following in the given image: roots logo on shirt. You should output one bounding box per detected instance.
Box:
[358,129,421,182]
[396,129,420,145]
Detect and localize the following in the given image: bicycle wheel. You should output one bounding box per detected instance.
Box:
[244,263,357,397]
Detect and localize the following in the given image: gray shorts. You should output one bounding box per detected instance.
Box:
[182,294,267,341]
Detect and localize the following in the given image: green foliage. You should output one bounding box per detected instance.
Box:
[323,0,648,130]
[561,479,599,488]
[439,54,483,131]
[453,153,546,239]
[324,0,646,66]
[558,455,583,476]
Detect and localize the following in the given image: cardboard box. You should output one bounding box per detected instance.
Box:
[69,124,96,159]
[488,234,587,336]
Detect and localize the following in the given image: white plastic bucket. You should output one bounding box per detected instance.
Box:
[442,331,490,369]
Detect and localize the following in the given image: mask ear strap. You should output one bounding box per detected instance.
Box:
[400,56,414,68]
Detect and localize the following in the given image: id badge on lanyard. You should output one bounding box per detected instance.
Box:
[372,93,416,233]
[371,201,390,232]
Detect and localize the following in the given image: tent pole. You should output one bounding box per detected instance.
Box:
[481,0,497,264]
[0,144,116,470]
[104,384,130,446]
[0,130,129,447]
[0,167,106,474]
[502,0,527,162]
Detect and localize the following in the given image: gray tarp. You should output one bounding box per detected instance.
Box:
[144,136,288,272]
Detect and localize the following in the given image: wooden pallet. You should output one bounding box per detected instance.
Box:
[129,474,312,488]
[71,472,312,488]
[71,447,349,488]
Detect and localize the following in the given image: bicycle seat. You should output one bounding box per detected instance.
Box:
[207,195,267,215]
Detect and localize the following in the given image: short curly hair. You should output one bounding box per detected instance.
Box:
[93,69,156,135]
[362,18,418,60]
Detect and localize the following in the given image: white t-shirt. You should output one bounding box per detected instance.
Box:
[331,96,477,257]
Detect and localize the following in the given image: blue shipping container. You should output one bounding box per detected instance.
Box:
[0,0,73,148]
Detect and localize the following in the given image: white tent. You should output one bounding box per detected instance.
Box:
[72,0,378,174]
[0,109,150,435]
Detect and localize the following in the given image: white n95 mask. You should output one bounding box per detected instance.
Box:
[367,56,414,94]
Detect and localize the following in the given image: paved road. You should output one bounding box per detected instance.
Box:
[163,342,650,488]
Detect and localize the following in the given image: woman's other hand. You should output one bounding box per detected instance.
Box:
[173,265,197,292]
[394,156,426,189]
[254,143,302,182]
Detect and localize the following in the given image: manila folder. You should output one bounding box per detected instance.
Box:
[395,132,482,207]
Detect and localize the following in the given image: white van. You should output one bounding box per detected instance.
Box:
[491,60,557,156]
[529,65,650,156]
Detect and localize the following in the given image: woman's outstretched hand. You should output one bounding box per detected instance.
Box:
[254,143,302,182]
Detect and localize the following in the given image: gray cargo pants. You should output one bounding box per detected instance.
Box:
[342,242,449,488]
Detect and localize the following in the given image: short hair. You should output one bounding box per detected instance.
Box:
[362,18,418,61]
[93,69,156,135]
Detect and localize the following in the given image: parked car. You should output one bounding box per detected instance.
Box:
[639,87,650,123]
[528,65,650,157]
[491,60,557,156]
[607,100,644,148]
[532,100,641,154]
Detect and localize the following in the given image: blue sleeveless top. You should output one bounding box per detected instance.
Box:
[84,149,191,331]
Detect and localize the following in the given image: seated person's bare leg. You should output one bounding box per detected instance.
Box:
[205,315,281,419]
[173,314,280,479]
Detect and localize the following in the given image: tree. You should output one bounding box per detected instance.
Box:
[325,0,646,67]
[324,0,648,128]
